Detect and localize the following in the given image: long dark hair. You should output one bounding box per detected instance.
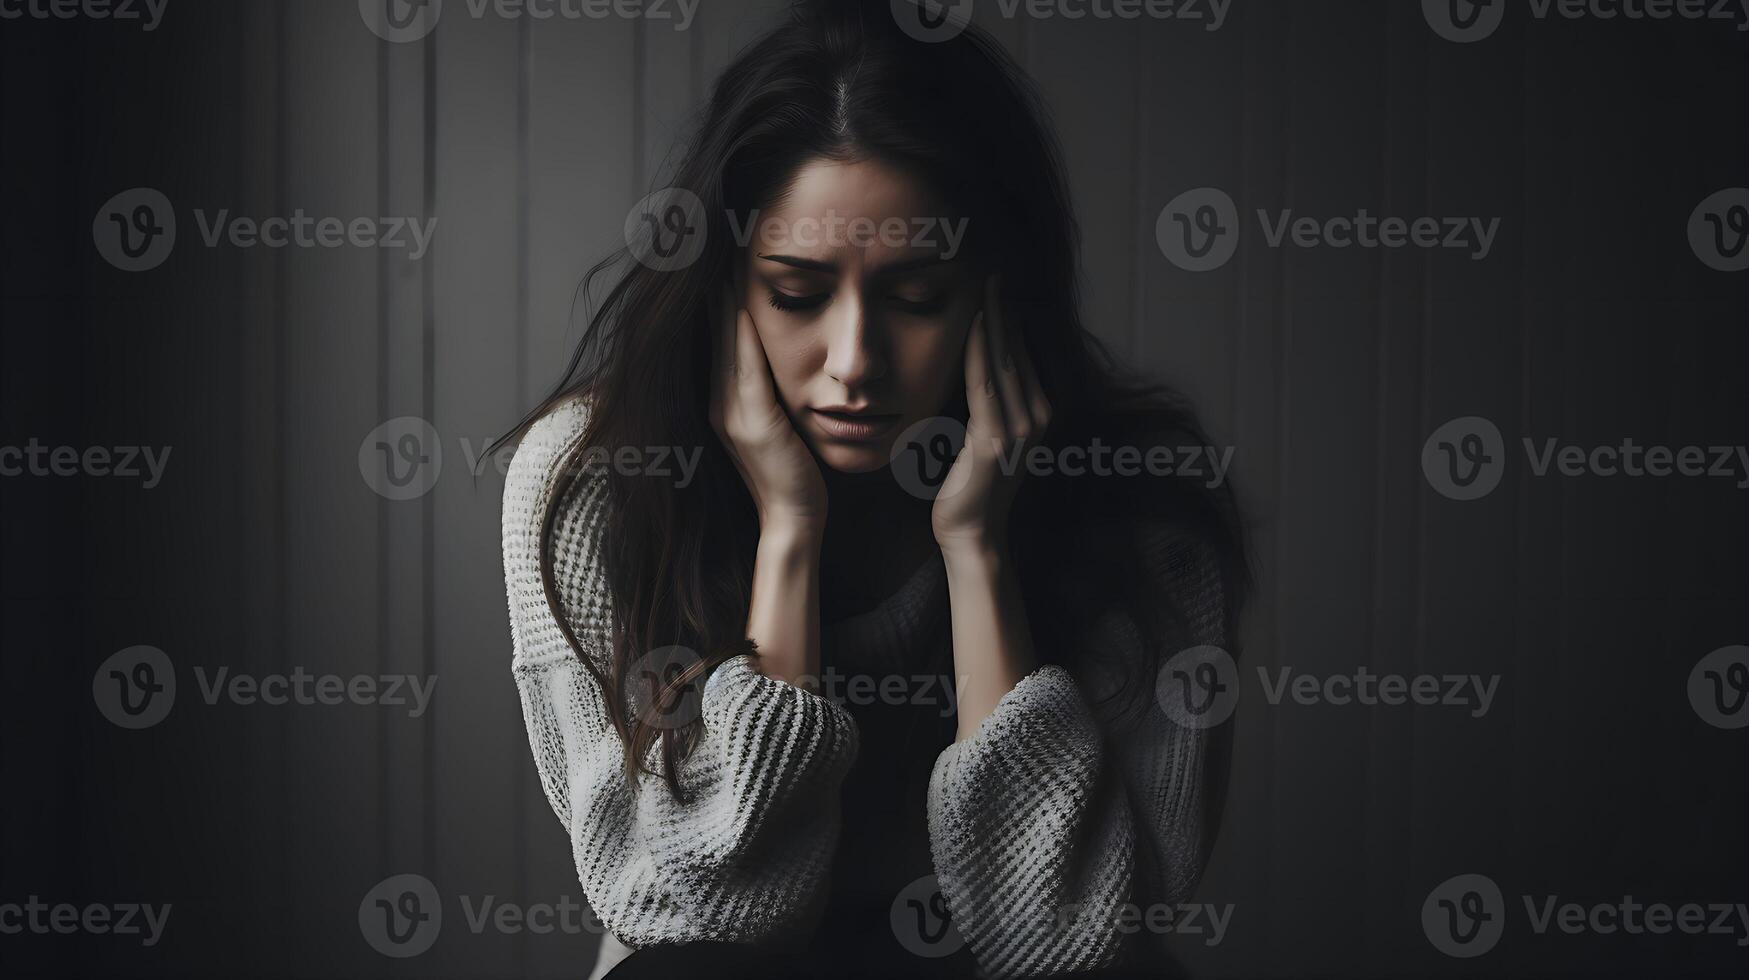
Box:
[497,0,1251,801]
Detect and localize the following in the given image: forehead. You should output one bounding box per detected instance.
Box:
[773,157,941,216]
[753,158,955,264]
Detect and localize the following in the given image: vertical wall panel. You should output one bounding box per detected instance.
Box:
[521,11,638,976]
[430,7,525,976]
[278,3,386,976]
[1026,19,1139,358]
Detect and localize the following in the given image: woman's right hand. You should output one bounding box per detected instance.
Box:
[709,287,828,534]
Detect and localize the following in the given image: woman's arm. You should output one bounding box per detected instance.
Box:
[931,278,1050,737]
[711,296,829,690]
[927,528,1229,978]
[746,522,823,690]
[505,400,857,948]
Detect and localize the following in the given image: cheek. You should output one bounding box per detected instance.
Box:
[747,311,824,403]
[890,325,969,406]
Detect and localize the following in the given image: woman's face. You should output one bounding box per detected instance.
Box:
[737,157,980,474]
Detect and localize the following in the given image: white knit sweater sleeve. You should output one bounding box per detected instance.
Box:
[504,400,860,948]
[927,530,1227,978]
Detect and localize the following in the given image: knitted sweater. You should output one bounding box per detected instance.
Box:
[503,399,1227,978]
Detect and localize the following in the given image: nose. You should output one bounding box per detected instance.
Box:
[821,292,886,390]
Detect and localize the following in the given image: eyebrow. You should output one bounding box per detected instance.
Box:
[755,253,955,276]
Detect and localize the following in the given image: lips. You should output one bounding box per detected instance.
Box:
[809,407,900,441]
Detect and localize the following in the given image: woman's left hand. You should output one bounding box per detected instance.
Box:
[931,276,1052,556]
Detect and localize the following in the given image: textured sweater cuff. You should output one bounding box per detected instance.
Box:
[933,664,1099,787]
[702,655,861,785]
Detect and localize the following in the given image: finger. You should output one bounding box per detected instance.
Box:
[733,308,777,401]
[1004,300,1051,433]
[982,276,1027,438]
[710,285,736,430]
[963,310,1001,439]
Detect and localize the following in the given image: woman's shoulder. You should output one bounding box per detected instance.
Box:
[502,395,609,567]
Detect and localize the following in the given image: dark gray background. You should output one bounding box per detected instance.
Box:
[3,0,1748,977]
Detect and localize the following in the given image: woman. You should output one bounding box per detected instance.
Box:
[500,2,1249,977]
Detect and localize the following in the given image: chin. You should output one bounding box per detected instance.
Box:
[811,439,894,475]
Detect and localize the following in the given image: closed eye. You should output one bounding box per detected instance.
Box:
[767,288,830,312]
[887,292,949,316]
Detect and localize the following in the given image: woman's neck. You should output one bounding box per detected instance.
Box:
[817,467,940,617]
